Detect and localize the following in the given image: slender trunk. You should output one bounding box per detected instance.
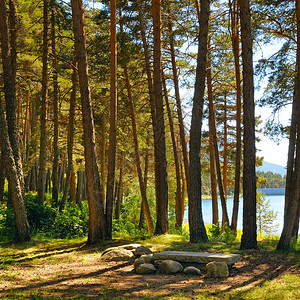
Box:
[152,0,169,234]
[162,71,182,228]
[51,1,59,207]
[167,8,190,192]
[139,136,150,228]
[207,55,229,226]
[115,157,123,220]
[223,95,228,201]
[71,0,106,243]
[230,0,242,232]
[105,0,118,239]
[239,0,258,250]
[206,42,219,225]
[124,65,154,233]
[100,113,106,200]
[0,150,5,203]
[60,61,77,211]
[76,170,83,207]
[0,94,30,242]
[277,0,300,249]
[188,0,209,243]
[209,114,219,225]
[0,0,24,194]
[37,0,49,205]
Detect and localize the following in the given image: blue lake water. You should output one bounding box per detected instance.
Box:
[183,193,285,234]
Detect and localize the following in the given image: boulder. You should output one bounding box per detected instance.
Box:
[101,244,141,256]
[101,249,134,262]
[136,263,156,274]
[153,251,240,266]
[206,261,229,278]
[158,260,183,274]
[141,254,153,263]
[183,266,202,275]
[134,246,152,257]
[134,257,146,269]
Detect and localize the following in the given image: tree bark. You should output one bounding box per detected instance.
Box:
[163,71,182,229]
[207,63,219,225]
[105,0,118,239]
[71,0,106,243]
[0,0,24,195]
[230,0,242,232]
[277,0,300,250]
[0,150,5,203]
[114,156,123,220]
[152,0,169,234]
[124,65,154,233]
[239,0,258,250]
[188,0,209,243]
[37,0,49,205]
[51,0,59,207]
[60,61,77,211]
[167,7,190,194]
[0,93,30,242]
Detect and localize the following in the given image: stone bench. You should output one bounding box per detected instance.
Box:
[152,251,240,266]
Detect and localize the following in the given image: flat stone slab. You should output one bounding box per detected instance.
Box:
[152,251,240,266]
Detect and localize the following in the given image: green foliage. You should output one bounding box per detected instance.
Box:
[0,205,15,241]
[257,192,279,236]
[49,202,89,239]
[208,223,236,244]
[257,171,286,188]
[25,193,57,233]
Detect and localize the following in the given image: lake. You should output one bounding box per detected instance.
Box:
[183,191,285,234]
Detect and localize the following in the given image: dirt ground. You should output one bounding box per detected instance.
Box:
[0,242,299,299]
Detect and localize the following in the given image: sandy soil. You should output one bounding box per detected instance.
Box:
[0,243,299,299]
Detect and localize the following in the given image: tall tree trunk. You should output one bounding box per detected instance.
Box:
[207,60,219,225]
[207,51,229,226]
[0,150,4,203]
[223,95,228,201]
[239,0,258,250]
[277,0,300,250]
[188,0,210,243]
[0,0,24,195]
[162,72,182,229]
[100,113,106,200]
[167,7,190,193]
[0,93,30,242]
[124,66,154,233]
[51,0,59,207]
[105,0,118,239]
[37,0,49,205]
[71,0,106,243]
[139,135,150,228]
[152,0,169,234]
[230,0,242,232]
[114,155,123,220]
[60,61,77,211]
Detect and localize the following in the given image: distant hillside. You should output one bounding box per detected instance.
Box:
[256,161,286,177]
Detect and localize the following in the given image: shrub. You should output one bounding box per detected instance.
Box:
[208,223,236,244]
[48,202,89,239]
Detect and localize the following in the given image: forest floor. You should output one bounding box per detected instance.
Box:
[0,235,299,299]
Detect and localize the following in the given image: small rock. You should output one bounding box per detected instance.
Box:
[206,261,229,278]
[159,260,183,274]
[136,263,156,274]
[134,257,145,269]
[183,266,202,275]
[101,249,134,262]
[141,254,153,263]
[134,246,152,257]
